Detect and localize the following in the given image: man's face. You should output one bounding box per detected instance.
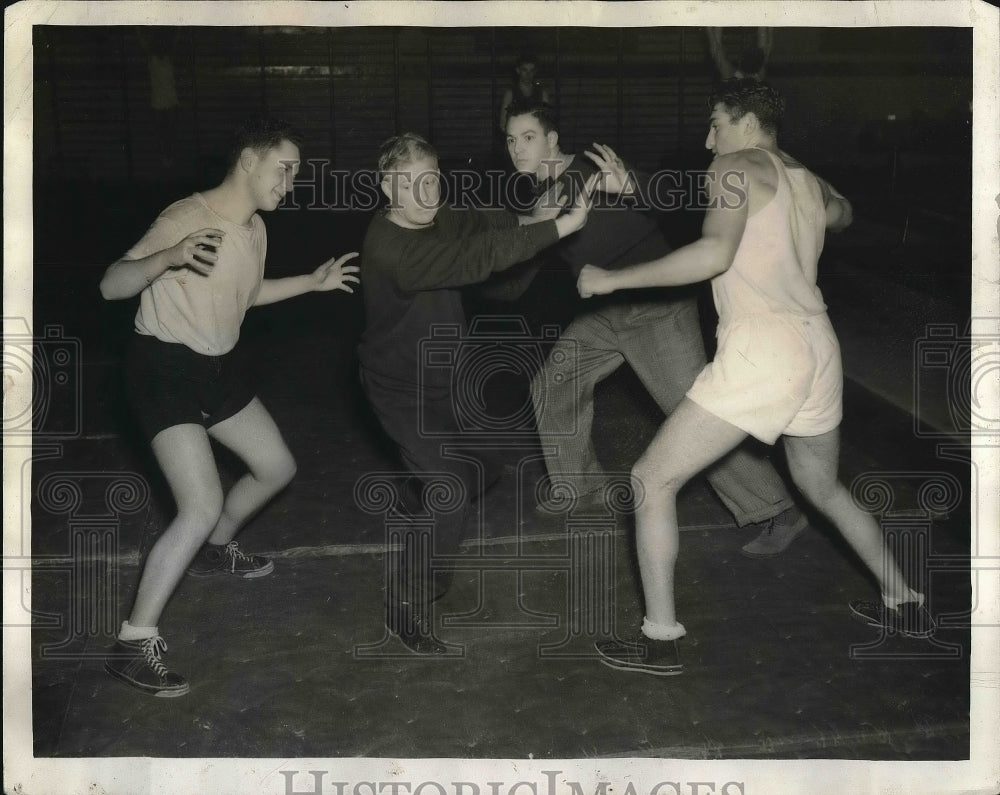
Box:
[382,154,441,229]
[505,113,557,177]
[705,103,749,158]
[516,62,537,82]
[248,139,300,211]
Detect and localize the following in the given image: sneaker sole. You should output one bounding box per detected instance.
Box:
[740,516,809,559]
[598,657,684,676]
[104,664,190,698]
[847,604,935,639]
[186,561,274,579]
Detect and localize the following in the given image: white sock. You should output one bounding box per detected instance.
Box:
[641,616,686,641]
[119,620,158,642]
[882,592,924,610]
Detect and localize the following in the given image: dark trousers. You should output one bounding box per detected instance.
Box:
[360,366,503,607]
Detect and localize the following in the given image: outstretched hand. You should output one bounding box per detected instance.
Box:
[577,264,616,299]
[583,143,635,195]
[312,252,361,293]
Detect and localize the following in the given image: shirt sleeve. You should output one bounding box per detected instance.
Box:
[121,214,186,262]
[391,209,558,293]
[439,202,521,235]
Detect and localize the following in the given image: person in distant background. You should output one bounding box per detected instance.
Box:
[138,28,182,168]
[499,53,552,134]
[706,27,773,81]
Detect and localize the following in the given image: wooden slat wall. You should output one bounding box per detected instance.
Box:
[192,28,265,176]
[36,26,720,181]
[426,28,494,162]
[38,27,131,180]
[329,28,398,172]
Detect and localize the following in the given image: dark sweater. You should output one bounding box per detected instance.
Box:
[357,203,559,387]
[543,155,686,309]
[550,155,671,275]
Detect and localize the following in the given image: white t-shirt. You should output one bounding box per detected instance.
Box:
[124,193,266,356]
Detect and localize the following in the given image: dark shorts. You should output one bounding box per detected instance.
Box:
[124,333,256,442]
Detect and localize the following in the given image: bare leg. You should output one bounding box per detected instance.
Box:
[782,429,918,603]
[632,398,749,626]
[204,397,297,545]
[128,424,224,627]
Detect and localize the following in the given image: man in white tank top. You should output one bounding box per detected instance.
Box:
[577,79,934,675]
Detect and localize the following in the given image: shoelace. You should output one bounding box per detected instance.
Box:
[141,636,170,678]
[224,541,251,573]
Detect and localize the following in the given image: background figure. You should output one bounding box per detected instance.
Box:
[138,28,181,168]
[499,52,552,134]
[706,27,773,81]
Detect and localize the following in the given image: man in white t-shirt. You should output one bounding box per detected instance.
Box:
[100,118,360,696]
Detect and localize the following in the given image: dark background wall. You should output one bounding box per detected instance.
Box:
[32,25,971,267]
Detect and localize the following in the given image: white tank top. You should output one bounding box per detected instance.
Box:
[711,147,828,323]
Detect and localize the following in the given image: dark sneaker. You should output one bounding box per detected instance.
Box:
[740,507,809,558]
[104,636,189,697]
[186,541,274,579]
[386,601,448,655]
[595,635,684,676]
[849,599,936,638]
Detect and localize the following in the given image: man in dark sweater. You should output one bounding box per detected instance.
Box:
[504,101,806,553]
[358,132,591,654]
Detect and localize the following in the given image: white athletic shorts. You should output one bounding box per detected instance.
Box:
[686,312,843,445]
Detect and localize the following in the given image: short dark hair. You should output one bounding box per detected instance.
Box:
[505,99,559,136]
[709,78,785,136]
[515,52,538,68]
[226,117,302,173]
[377,132,438,177]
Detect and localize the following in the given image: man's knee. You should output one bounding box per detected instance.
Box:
[631,457,684,498]
[176,485,225,529]
[256,447,297,489]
